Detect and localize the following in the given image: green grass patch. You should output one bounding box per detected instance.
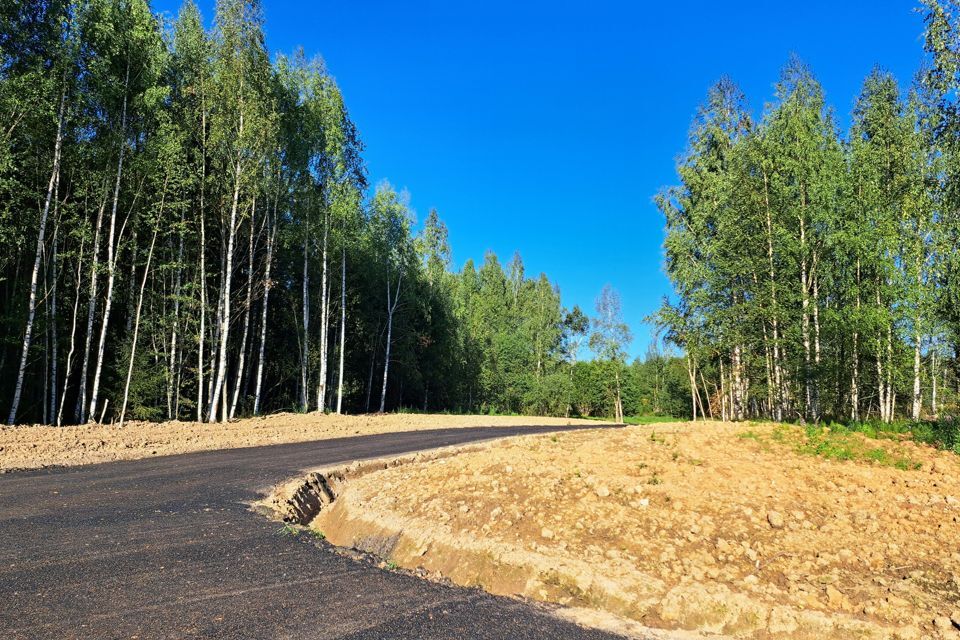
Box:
[623,415,681,425]
[754,424,923,470]
[583,414,679,425]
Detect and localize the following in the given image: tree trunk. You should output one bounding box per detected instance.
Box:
[75,189,107,423]
[731,345,745,421]
[119,198,163,427]
[207,157,241,423]
[686,354,698,421]
[196,105,208,422]
[379,277,402,413]
[912,333,922,421]
[317,211,329,412]
[58,236,85,426]
[49,221,59,424]
[850,259,861,422]
[799,211,813,423]
[336,246,346,414]
[886,322,894,423]
[762,171,785,421]
[699,368,713,420]
[7,86,66,425]
[167,215,184,420]
[931,349,938,419]
[88,59,131,424]
[300,228,309,411]
[253,204,275,417]
[719,357,728,422]
[613,367,623,423]
[811,272,821,420]
[365,348,376,413]
[230,198,255,419]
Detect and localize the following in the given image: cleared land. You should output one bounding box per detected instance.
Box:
[311,421,960,639]
[0,413,602,471]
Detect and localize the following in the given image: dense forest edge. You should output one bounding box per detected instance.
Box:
[3,1,960,452]
[0,0,680,426]
[652,1,960,452]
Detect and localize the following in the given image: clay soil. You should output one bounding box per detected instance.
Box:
[313,421,960,639]
[0,413,600,471]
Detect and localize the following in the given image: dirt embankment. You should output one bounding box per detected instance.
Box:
[301,422,960,640]
[0,413,602,471]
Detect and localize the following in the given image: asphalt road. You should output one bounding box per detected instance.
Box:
[0,425,630,639]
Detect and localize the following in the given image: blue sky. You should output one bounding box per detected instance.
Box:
[153,0,927,359]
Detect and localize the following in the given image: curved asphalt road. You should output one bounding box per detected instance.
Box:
[0,425,631,639]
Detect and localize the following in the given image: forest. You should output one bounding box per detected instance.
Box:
[0,0,685,425]
[655,1,960,425]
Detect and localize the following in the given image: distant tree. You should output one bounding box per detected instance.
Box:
[590,285,631,423]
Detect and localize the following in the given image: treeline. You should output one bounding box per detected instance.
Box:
[0,0,672,425]
[655,2,960,424]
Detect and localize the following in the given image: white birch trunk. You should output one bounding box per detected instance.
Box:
[119,208,162,427]
[317,211,329,412]
[912,333,922,421]
[686,354,697,421]
[230,199,255,419]
[207,157,241,423]
[762,171,785,421]
[931,349,938,419]
[252,205,275,416]
[799,211,813,422]
[196,105,208,422]
[88,60,131,423]
[301,229,309,411]
[75,190,106,423]
[49,221,59,424]
[167,217,184,420]
[379,276,402,413]
[7,87,65,425]
[851,259,861,422]
[58,237,85,426]
[699,368,714,420]
[336,246,346,414]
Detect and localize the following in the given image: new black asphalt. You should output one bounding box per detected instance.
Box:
[0,425,634,639]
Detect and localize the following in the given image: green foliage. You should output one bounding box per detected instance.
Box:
[2,0,678,424]
[654,31,959,426]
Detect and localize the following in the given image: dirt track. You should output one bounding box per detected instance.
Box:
[0,413,603,471]
[310,421,960,639]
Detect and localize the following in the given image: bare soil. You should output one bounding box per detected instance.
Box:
[0,413,600,471]
[311,421,960,639]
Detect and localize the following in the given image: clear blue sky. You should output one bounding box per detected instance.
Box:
[153,0,926,359]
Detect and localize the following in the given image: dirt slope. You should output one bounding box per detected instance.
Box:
[311,421,960,639]
[0,413,602,471]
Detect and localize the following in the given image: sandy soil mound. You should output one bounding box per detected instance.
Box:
[310,421,960,639]
[0,413,601,471]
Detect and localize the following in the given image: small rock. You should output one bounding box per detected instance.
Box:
[951,611,960,628]
[826,585,849,610]
[638,498,650,507]
[540,527,554,540]
[767,511,785,528]
[459,505,470,514]
[934,616,953,631]
[595,485,610,498]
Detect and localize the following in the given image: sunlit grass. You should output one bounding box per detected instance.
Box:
[738,423,923,470]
